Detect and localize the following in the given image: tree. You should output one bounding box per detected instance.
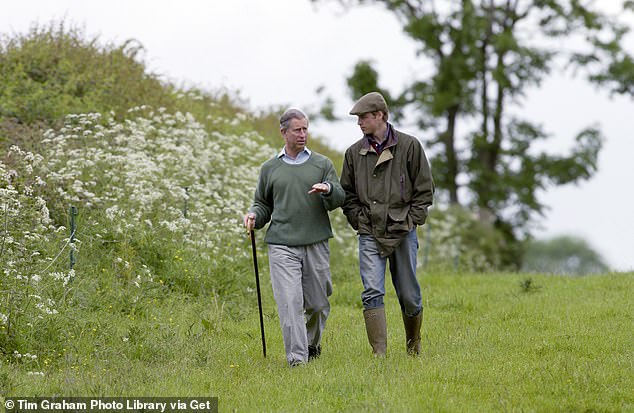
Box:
[522,235,610,275]
[312,0,634,267]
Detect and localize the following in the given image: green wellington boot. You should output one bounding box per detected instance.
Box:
[402,310,422,355]
[363,307,387,356]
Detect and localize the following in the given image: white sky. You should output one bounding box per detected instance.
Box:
[3,0,633,271]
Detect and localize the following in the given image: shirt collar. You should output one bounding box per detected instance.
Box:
[278,147,311,159]
[362,123,397,150]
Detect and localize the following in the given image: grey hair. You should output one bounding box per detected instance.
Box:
[280,108,309,131]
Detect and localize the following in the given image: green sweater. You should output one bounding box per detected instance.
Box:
[249,152,345,246]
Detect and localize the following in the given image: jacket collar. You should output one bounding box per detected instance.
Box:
[359,123,398,155]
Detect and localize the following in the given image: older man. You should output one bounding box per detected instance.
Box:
[244,108,344,366]
[340,92,434,356]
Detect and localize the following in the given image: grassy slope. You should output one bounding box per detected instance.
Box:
[4,268,632,412]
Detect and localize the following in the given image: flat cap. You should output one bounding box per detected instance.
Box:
[349,92,388,115]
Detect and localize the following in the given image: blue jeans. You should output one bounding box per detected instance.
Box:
[359,229,422,317]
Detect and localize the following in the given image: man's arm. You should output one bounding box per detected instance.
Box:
[408,140,434,226]
[249,168,273,229]
[318,158,345,211]
[340,149,363,230]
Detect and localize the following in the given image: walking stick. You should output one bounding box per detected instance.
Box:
[250,229,267,358]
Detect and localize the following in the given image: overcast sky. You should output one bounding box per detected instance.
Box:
[3,0,633,271]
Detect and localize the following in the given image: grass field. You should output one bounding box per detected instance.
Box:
[2,269,632,412]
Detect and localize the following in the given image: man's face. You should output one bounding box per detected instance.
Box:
[282,117,308,156]
[357,112,382,136]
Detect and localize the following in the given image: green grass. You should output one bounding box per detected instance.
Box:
[1,269,632,412]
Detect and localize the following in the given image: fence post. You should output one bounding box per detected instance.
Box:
[183,186,189,218]
[423,222,431,267]
[69,206,78,270]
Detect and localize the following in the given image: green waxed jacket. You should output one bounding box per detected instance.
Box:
[340,126,434,257]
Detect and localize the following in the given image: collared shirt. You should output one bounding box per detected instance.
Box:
[278,147,312,165]
[365,123,394,155]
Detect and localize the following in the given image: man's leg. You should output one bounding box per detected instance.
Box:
[268,244,308,365]
[302,241,332,360]
[359,234,388,355]
[389,229,423,354]
[359,235,387,309]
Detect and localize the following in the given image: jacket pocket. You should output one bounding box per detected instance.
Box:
[357,207,372,234]
[387,206,412,235]
[399,172,412,202]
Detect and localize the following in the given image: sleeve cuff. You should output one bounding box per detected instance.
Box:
[323,182,332,196]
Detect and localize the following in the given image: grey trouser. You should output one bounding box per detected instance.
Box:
[268,241,332,364]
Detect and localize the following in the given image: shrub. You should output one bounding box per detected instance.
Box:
[522,235,609,275]
[0,22,176,127]
[38,108,277,289]
[420,205,510,272]
[0,21,182,158]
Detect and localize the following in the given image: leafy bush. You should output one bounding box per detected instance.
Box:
[522,235,609,275]
[40,107,277,284]
[420,205,512,272]
[0,22,176,129]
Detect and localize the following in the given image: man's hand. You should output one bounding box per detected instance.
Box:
[243,212,256,231]
[308,182,330,194]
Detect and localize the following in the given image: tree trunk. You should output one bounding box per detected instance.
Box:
[442,105,460,204]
